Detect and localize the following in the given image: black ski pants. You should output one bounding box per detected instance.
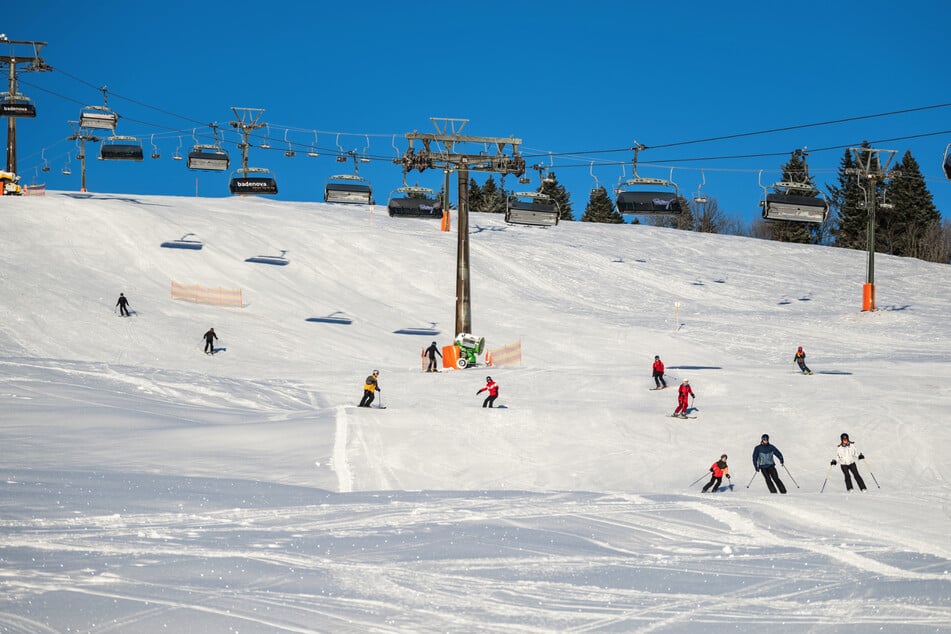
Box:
[482,395,497,408]
[359,390,375,408]
[653,371,666,388]
[427,356,439,372]
[760,466,787,494]
[702,476,722,492]
[840,463,866,491]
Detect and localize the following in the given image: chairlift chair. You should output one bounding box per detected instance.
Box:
[40,149,50,172]
[284,130,295,157]
[387,186,443,218]
[229,166,278,195]
[758,172,829,223]
[149,135,161,159]
[615,176,682,214]
[172,137,183,161]
[79,106,118,132]
[943,143,951,180]
[187,145,230,171]
[0,92,36,118]
[693,170,708,204]
[614,144,683,215]
[62,153,72,176]
[100,136,144,161]
[325,173,373,205]
[505,192,560,227]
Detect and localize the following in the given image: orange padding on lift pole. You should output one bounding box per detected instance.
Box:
[862,283,876,311]
[441,210,451,232]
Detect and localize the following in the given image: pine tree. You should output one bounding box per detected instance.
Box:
[467,178,483,213]
[580,186,624,223]
[476,175,507,214]
[882,151,941,259]
[538,171,574,221]
[829,147,868,250]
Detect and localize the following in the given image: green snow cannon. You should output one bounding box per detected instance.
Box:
[454,333,485,369]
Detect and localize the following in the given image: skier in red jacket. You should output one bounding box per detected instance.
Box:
[702,454,731,492]
[652,355,667,389]
[673,379,695,418]
[477,376,499,408]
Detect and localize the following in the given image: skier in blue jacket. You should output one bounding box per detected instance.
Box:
[752,434,787,494]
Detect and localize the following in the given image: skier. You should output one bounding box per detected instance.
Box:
[203,327,217,354]
[830,432,867,491]
[652,355,667,389]
[115,292,131,317]
[794,345,813,374]
[702,454,731,492]
[673,379,694,418]
[752,434,787,494]
[358,370,381,408]
[425,341,442,373]
[477,376,499,408]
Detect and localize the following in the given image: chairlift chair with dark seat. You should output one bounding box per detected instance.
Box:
[387,186,443,218]
[229,167,278,195]
[100,136,144,161]
[325,174,374,205]
[505,192,560,227]
[943,144,951,180]
[0,92,36,118]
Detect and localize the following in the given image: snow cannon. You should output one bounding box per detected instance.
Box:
[0,170,23,196]
[453,332,485,369]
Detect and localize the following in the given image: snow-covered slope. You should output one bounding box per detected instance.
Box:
[1,191,949,632]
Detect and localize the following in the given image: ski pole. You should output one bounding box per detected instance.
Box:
[688,471,709,487]
[861,457,881,489]
[746,472,758,488]
[820,462,834,493]
[782,464,800,488]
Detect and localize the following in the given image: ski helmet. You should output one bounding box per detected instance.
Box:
[373,369,379,375]
[798,346,803,351]
[721,454,728,460]
[841,432,849,440]
[432,341,437,345]
[486,376,492,381]
[654,355,659,359]
[761,434,769,441]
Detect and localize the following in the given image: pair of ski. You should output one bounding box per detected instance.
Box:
[670,414,697,419]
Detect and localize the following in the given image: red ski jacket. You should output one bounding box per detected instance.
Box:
[653,359,665,374]
[478,380,499,397]
[710,460,729,478]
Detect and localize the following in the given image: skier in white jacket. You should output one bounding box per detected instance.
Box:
[830,432,867,491]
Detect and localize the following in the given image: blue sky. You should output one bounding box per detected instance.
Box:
[8,0,951,225]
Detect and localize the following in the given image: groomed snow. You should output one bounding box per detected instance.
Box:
[1,191,949,632]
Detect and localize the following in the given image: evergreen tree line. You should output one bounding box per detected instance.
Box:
[458,149,949,265]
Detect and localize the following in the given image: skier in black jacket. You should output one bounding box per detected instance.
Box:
[116,293,130,317]
[203,328,217,354]
[425,341,442,372]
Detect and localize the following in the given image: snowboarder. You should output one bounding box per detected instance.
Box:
[830,432,867,491]
[673,379,694,418]
[203,327,217,354]
[752,434,787,494]
[358,370,381,408]
[794,345,813,374]
[116,292,130,317]
[425,341,442,373]
[702,454,731,492]
[652,355,667,389]
[477,376,499,408]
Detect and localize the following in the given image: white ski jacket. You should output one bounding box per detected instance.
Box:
[835,443,861,466]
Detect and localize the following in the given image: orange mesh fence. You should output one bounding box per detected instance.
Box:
[171,281,243,307]
[487,340,522,367]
